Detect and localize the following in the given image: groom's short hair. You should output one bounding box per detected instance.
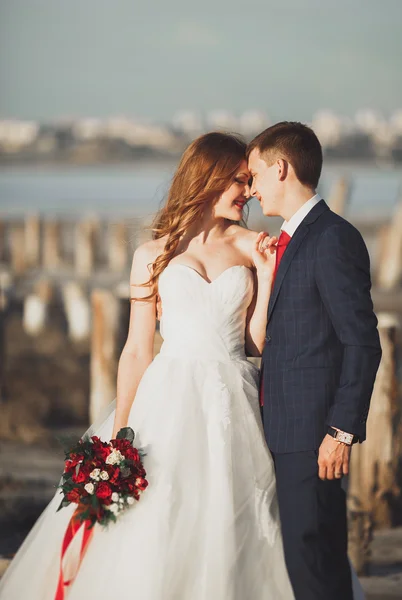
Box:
[247,121,323,189]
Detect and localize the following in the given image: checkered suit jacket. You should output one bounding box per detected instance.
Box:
[261,199,382,453]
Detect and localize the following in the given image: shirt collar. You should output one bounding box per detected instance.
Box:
[280,193,322,238]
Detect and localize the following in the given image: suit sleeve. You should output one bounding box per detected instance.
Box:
[315,222,382,439]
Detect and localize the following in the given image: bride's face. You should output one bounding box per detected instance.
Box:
[213,160,251,222]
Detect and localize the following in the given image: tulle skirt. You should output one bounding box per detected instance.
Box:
[0,354,295,599]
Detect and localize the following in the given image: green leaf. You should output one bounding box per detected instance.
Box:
[56,497,71,512]
[116,427,135,443]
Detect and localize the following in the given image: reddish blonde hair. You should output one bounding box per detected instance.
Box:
[141,131,246,298]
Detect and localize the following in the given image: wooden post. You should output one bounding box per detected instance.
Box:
[327,178,349,216]
[90,289,120,423]
[9,223,27,275]
[0,270,12,402]
[75,218,98,277]
[108,222,128,272]
[0,219,6,263]
[376,200,402,290]
[24,214,41,268]
[347,313,401,574]
[23,279,53,336]
[135,217,153,246]
[61,281,90,342]
[42,220,62,270]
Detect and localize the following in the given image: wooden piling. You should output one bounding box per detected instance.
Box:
[42,220,62,270]
[0,219,6,263]
[23,278,53,336]
[348,313,401,574]
[61,281,90,342]
[90,289,120,423]
[24,214,41,268]
[327,177,349,216]
[0,270,12,402]
[135,218,153,246]
[108,222,128,272]
[9,223,27,275]
[75,218,98,277]
[376,201,402,290]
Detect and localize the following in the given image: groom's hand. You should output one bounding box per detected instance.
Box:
[317,435,351,481]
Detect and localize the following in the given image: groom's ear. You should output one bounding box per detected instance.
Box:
[277,159,288,182]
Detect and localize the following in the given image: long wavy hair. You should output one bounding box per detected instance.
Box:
[138,131,247,299]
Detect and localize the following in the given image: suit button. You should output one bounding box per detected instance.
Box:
[265,335,272,343]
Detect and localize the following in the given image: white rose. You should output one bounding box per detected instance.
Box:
[90,468,101,480]
[100,470,109,480]
[109,503,119,515]
[105,449,124,465]
[111,492,119,502]
[127,497,135,505]
[84,483,95,495]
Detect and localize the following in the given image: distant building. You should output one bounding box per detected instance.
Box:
[0,120,39,153]
[238,111,270,138]
[172,111,204,137]
[311,110,344,148]
[206,110,239,132]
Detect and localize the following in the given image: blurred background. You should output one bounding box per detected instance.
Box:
[0,1,402,596]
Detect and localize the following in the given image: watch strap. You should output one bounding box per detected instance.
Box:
[327,426,358,445]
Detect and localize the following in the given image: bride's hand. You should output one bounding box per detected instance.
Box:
[252,232,278,281]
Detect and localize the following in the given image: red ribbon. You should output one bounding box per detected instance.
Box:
[54,510,94,600]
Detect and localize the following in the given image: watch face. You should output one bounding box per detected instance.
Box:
[337,431,353,445]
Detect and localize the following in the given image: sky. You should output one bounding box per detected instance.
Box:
[0,0,401,122]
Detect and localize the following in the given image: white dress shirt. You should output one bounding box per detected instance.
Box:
[280,193,322,237]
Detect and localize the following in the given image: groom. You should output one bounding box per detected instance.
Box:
[248,122,382,600]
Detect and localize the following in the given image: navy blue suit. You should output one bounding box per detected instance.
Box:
[261,199,382,599]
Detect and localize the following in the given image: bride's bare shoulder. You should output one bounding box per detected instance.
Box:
[227,225,263,250]
[130,236,167,277]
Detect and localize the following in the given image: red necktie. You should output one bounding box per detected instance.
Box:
[259,229,292,407]
[273,230,292,283]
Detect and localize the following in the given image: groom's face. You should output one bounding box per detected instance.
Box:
[248,149,281,216]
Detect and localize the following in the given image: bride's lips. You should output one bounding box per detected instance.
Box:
[234,200,247,209]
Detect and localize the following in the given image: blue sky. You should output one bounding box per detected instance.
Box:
[0,0,401,121]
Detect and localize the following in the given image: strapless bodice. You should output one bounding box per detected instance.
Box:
[158,264,254,363]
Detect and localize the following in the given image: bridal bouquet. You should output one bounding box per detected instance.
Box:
[57,427,148,528]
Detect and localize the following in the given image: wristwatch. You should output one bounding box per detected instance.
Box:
[327,427,358,445]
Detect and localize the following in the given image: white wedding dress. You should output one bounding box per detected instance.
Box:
[0,264,365,600]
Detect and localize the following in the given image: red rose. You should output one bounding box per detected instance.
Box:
[96,482,112,500]
[125,481,135,492]
[72,468,87,484]
[135,465,146,479]
[109,467,120,484]
[64,453,84,472]
[95,444,111,462]
[112,438,130,451]
[135,477,148,491]
[125,447,140,462]
[66,489,81,503]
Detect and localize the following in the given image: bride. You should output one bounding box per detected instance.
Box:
[0,132,363,599]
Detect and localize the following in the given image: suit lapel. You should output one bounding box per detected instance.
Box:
[268,224,309,319]
[267,199,330,320]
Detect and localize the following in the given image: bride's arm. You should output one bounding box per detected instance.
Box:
[111,243,157,438]
[245,232,277,357]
